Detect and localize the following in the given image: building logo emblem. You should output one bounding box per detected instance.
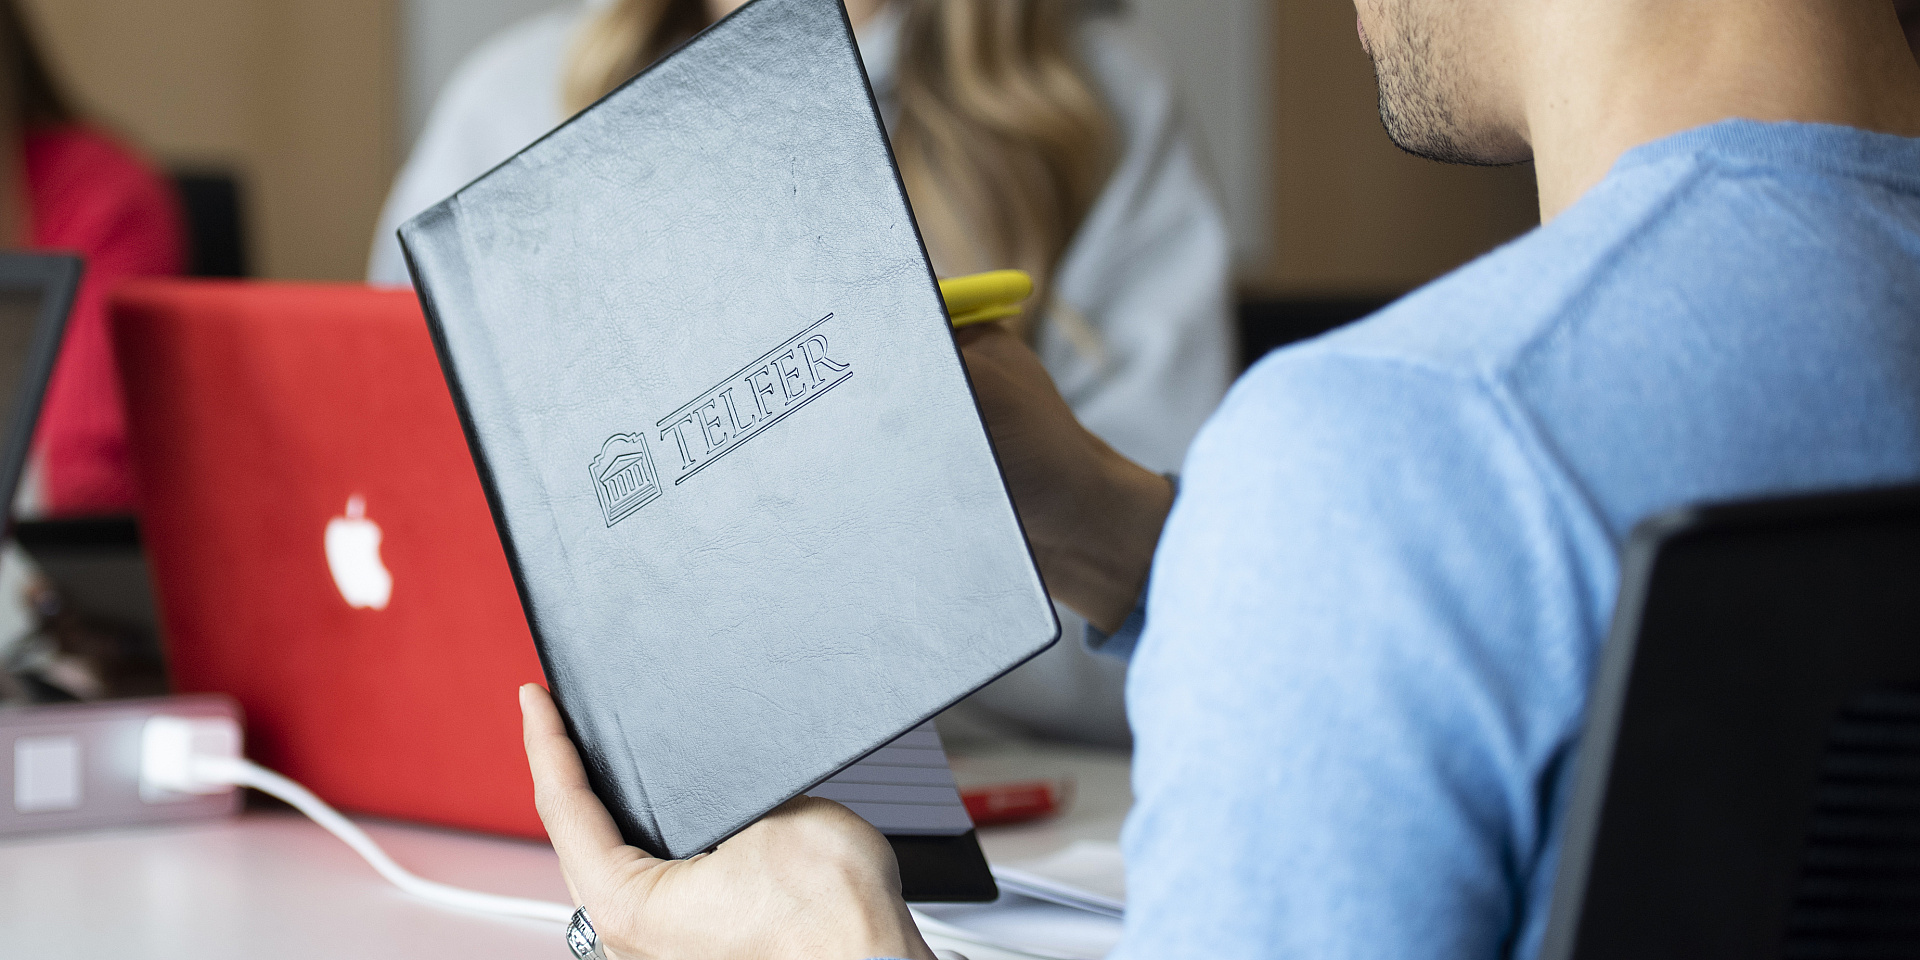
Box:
[590,433,662,527]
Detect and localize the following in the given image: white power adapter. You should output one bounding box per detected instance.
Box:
[139,713,242,800]
[1,695,240,836]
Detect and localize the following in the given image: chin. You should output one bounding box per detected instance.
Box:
[1379,104,1530,168]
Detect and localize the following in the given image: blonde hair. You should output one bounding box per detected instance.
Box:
[564,0,1116,340]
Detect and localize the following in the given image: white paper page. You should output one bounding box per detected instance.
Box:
[810,721,974,835]
[990,840,1126,916]
[915,893,1124,960]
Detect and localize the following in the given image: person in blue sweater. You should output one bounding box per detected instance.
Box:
[517,1,1920,958]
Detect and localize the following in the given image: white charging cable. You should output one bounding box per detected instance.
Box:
[140,715,573,923]
[141,715,980,959]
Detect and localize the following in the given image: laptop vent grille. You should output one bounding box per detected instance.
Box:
[1784,690,1920,960]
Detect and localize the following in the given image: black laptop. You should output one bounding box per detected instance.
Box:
[1541,484,1920,959]
[0,253,79,529]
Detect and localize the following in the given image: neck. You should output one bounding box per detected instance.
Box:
[1518,0,1920,221]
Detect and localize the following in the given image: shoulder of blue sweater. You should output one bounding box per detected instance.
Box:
[1265,154,1718,386]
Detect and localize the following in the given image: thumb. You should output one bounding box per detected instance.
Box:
[520,684,649,905]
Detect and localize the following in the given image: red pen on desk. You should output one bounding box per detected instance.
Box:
[960,779,1070,827]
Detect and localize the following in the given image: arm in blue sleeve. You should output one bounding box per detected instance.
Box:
[1111,350,1603,960]
[1083,602,1147,659]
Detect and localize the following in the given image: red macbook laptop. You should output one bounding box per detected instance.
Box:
[113,281,996,900]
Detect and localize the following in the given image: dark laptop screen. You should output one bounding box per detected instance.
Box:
[0,287,49,434]
[0,255,80,526]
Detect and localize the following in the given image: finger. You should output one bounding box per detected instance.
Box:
[953,324,1003,349]
[520,684,645,900]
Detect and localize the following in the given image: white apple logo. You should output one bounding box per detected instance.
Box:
[325,495,392,611]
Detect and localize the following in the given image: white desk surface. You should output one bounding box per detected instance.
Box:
[0,740,1130,959]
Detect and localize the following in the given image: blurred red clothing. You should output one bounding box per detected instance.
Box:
[25,125,185,515]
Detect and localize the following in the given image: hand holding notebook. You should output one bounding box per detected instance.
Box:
[520,683,938,960]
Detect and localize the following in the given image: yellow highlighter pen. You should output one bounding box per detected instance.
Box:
[940,270,1034,329]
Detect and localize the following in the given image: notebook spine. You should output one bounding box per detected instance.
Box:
[400,204,544,646]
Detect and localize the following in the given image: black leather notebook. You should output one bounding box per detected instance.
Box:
[399,0,1057,860]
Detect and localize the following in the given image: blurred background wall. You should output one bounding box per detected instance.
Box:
[19,0,397,282]
[1267,0,1536,294]
[12,0,1535,295]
